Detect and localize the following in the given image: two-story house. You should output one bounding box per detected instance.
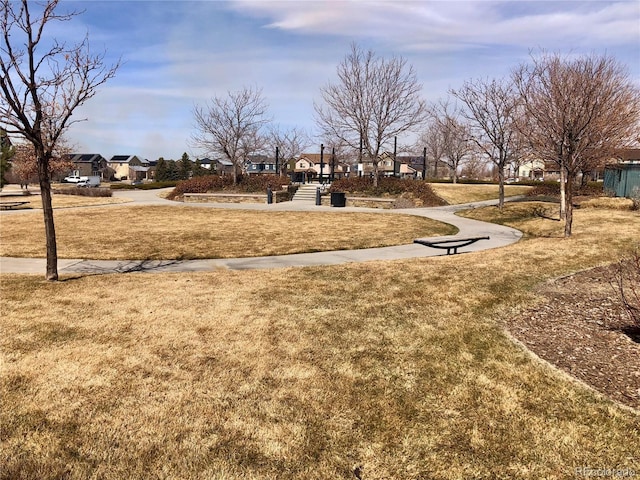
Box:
[67,153,110,179]
[246,155,277,175]
[108,155,150,181]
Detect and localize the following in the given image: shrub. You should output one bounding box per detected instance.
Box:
[329,177,447,207]
[52,187,112,197]
[167,174,291,200]
[110,181,179,190]
[631,186,640,211]
[527,180,604,198]
[612,248,640,329]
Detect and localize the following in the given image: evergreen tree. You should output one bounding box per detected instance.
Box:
[0,130,14,188]
[179,152,192,180]
[165,160,179,180]
[155,157,168,181]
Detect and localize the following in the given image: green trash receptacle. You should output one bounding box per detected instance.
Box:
[331,192,346,207]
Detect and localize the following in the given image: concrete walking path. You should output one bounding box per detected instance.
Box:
[0,188,523,274]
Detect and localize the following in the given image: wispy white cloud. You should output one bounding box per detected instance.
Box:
[231,0,640,49]
[53,0,640,160]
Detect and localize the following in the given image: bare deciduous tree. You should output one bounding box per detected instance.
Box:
[451,77,523,209]
[513,52,640,236]
[416,120,446,179]
[266,125,310,177]
[192,86,269,185]
[428,100,474,184]
[0,0,119,280]
[315,43,427,186]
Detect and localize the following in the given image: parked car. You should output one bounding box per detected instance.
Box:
[77,176,101,187]
[131,180,143,187]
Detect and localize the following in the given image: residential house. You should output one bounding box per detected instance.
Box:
[398,155,427,178]
[200,157,234,176]
[108,155,150,181]
[293,153,348,183]
[356,152,416,179]
[516,158,545,181]
[291,156,317,183]
[66,153,109,179]
[246,155,277,175]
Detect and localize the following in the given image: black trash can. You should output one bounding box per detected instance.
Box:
[330,192,346,207]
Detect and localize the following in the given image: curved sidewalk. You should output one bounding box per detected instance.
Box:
[0,194,523,274]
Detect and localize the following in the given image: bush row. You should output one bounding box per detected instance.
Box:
[52,187,113,197]
[526,181,604,197]
[168,174,290,200]
[110,181,180,190]
[329,177,447,207]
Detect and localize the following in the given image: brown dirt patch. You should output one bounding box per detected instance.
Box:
[506,263,640,410]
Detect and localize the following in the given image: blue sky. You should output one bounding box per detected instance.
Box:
[59,0,640,161]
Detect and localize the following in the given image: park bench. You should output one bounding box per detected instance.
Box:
[0,201,30,210]
[413,236,490,255]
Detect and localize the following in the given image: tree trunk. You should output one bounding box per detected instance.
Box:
[37,157,58,281]
[498,165,505,211]
[373,161,379,187]
[564,174,574,237]
[559,166,567,221]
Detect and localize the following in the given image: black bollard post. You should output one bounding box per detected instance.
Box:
[316,187,321,206]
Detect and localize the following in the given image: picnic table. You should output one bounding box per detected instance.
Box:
[0,201,30,210]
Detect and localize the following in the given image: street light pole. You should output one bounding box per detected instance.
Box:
[319,143,324,184]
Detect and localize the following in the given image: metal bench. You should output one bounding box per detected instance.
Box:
[414,236,490,255]
[0,201,30,210]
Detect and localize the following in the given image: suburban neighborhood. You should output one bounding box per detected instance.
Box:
[1,0,639,479]
[16,147,637,195]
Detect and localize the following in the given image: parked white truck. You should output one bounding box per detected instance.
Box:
[77,176,101,187]
[63,171,101,187]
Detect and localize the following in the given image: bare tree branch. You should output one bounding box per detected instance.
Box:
[191,86,269,184]
[315,43,427,186]
[0,0,120,280]
[513,51,640,236]
[451,77,523,209]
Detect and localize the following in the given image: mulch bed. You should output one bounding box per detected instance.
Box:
[505,263,640,410]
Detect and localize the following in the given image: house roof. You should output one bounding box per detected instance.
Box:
[300,153,337,164]
[214,158,233,167]
[617,148,640,162]
[109,155,149,164]
[68,153,106,163]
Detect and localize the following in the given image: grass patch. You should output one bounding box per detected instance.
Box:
[430,183,533,204]
[0,191,127,209]
[0,206,456,259]
[1,206,639,478]
[579,197,634,210]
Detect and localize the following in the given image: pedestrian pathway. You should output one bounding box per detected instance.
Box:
[0,189,523,274]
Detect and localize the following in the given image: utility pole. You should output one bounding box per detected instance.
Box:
[393,136,399,177]
[319,144,324,184]
[422,147,427,181]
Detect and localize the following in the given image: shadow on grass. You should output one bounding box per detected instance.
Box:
[60,259,186,281]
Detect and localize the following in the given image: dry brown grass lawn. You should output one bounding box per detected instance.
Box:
[0,206,455,259]
[0,191,128,209]
[1,204,639,479]
[430,183,533,204]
